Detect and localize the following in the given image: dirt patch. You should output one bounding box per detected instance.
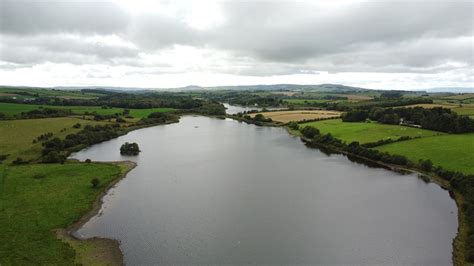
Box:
[251,110,341,123]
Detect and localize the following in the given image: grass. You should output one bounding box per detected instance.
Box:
[376,134,474,174]
[0,102,175,118]
[0,117,106,161]
[253,110,341,123]
[0,87,105,99]
[300,119,442,144]
[0,162,126,265]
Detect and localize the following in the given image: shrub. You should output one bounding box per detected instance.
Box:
[72,123,81,129]
[288,121,299,130]
[85,158,91,163]
[301,126,320,139]
[120,142,140,155]
[12,157,28,165]
[91,177,100,188]
[419,159,433,172]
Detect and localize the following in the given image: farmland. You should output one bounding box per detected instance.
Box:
[0,162,132,265]
[300,119,442,144]
[252,110,341,123]
[0,103,175,118]
[376,134,474,174]
[0,117,107,161]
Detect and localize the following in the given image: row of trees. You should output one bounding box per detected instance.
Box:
[342,107,474,133]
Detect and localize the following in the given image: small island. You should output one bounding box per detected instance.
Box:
[120,142,141,156]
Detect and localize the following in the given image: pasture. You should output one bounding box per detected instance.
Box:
[0,102,175,118]
[376,134,474,174]
[253,110,341,123]
[0,162,128,264]
[300,119,442,144]
[0,117,106,161]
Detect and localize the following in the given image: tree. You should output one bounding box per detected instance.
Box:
[91,177,100,188]
[120,142,140,155]
[301,126,320,139]
[420,159,433,172]
[288,121,299,130]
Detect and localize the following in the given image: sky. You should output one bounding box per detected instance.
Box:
[0,0,473,90]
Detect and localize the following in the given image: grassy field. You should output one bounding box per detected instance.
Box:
[300,119,442,143]
[0,162,128,265]
[0,87,104,100]
[401,102,474,118]
[376,134,474,174]
[0,117,106,161]
[0,102,175,118]
[253,110,341,123]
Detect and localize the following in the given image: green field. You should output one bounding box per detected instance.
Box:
[0,87,104,100]
[376,134,474,174]
[0,102,175,118]
[0,117,106,161]
[300,119,442,144]
[0,162,127,265]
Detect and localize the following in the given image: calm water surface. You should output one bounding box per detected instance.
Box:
[72,115,457,265]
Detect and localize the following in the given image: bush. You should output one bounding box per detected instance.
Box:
[85,158,91,163]
[301,126,320,139]
[419,159,433,172]
[120,142,140,155]
[91,177,100,188]
[72,123,81,129]
[12,157,28,165]
[288,121,299,130]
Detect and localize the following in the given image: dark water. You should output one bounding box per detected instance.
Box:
[72,116,457,265]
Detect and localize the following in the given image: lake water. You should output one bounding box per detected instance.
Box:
[72,115,457,265]
[223,103,285,114]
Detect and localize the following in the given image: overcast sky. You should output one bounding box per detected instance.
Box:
[0,0,473,90]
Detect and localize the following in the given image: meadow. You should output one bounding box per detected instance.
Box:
[376,134,474,174]
[0,117,106,161]
[300,119,442,144]
[253,110,341,123]
[0,162,129,265]
[0,102,175,118]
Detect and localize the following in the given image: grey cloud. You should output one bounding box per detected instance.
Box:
[0,0,472,76]
[0,0,129,35]
[0,34,139,64]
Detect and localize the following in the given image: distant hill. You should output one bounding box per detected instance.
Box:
[199,84,370,92]
[424,87,473,93]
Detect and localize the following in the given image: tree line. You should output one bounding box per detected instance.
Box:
[342,107,474,133]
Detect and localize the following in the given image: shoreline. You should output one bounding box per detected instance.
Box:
[57,114,467,265]
[283,125,467,266]
[56,160,137,266]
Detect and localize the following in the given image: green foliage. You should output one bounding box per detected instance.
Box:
[288,121,299,130]
[120,142,140,156]
[301,126,320,139]
[342,110,368,122]
[370,107,474,133]
[419,159,433,172]
[91,177,100,188]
